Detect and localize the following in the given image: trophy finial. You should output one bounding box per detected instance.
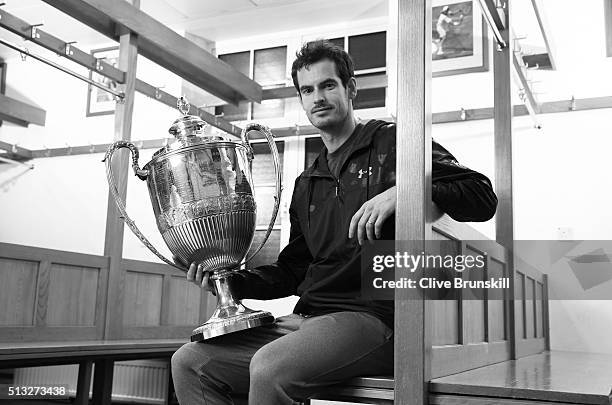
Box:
[177,96,190,116]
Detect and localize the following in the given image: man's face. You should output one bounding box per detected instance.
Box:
[296,59,356,131]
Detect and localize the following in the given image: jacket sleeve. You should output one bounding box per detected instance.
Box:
[431,140,498,222]
[230,178,312,300]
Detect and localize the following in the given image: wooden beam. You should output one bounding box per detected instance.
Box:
[42,0,262,105]
[493,0,516,360]
[0,8,241,135]
[135,79,242,137]
[521,53,552,70]
[0,8,124,84]
[0,141,33,159]
[512,51,540,114]
[529,0,557,69]
[103,1,140,339]
[0,94,46,127]
[478,0,507,49]
[605,0,612,57]
[395,0,431,404]
[23,95,612,159]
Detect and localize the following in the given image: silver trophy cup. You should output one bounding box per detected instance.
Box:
[103,97,282,341]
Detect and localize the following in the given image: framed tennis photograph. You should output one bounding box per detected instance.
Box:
[86,46,119,117]
[432,0,489,77]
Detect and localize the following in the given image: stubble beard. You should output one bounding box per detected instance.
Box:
[309,109,349,134]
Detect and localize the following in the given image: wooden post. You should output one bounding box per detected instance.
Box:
[492,0,517,359]
[103,0,140,340]
[606,0,612,57]
[92,359,114,405]
[75,361,93,405]
[395,0,432,403]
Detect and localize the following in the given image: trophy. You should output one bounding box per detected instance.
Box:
[103,97,282,341]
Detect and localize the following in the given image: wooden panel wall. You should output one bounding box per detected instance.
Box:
[47,264,99,326]
[0,243,208,342]
[429,216,548,378]
[514,257,548,357]
[0,257,37,326]
[120,259,207,339]
[0,243,108,342]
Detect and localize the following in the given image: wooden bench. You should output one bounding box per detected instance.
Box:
[0,339,185,405]
[429,351,612,405]
[309,351,612,405]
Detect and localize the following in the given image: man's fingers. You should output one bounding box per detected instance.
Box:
[374,214,383,239]
[348,205,365,238]
[186,262,197,281]
[195,264,205,284]
[202,272,210,290]
[357,212,372,245]
[365,214,376,241]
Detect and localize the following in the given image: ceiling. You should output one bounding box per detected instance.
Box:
[0,0,605,59]
[0,0,388,50]
[0,0,609,101]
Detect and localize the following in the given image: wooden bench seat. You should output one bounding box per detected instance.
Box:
[429,351,612,405]
[308,376,394,404]
[0,339,185,405]
[310,351,612,405]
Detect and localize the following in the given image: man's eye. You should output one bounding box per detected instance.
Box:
[325,83,336,89]
[302,88,312,95]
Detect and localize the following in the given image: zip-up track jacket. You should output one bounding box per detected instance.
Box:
[232,119,498,327]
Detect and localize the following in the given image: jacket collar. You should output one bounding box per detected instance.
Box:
[302,119,390,178]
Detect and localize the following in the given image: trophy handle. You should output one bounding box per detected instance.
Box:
[102,141,187,272]
[240,123,283,266]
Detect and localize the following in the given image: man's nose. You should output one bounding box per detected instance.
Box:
[313,88,325,103]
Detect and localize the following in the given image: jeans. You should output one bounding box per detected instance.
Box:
[171,311,394,405]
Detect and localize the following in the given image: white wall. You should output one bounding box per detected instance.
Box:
[434,109,612,355]
[0,44,183,258]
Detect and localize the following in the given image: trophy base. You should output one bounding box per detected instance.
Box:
[191,309,275,342]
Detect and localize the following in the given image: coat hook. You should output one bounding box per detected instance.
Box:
[569,96,576,111]
[19,46,28,61]
[64,41,76,56]
[30,23,43,39]
[460,108,467,121]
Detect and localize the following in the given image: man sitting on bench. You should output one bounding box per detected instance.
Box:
[171,39,497,405]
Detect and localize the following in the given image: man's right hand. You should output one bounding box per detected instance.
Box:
[173,255,216,295]
[186,263,216,295]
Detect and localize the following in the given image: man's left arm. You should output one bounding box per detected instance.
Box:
[431,140,497,222]
[349,139,497,243]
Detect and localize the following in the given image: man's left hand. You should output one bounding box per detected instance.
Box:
[348,186,396,245]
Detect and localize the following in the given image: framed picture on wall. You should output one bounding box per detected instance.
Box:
[86,47,119,117]
[432,0,489,77]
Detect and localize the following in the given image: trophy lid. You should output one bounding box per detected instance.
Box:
[152,97,233,159]
[168,97,217,140]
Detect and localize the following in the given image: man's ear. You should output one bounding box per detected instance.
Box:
[348,77,358,100]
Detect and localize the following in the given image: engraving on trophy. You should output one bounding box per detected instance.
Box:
[158,195,256,228]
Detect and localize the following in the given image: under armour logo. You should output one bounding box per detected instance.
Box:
[357,167,373,179]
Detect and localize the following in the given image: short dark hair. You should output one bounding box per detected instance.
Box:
[291,40,354,93]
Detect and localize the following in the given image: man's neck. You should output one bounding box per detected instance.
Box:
[320,116,358,154]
